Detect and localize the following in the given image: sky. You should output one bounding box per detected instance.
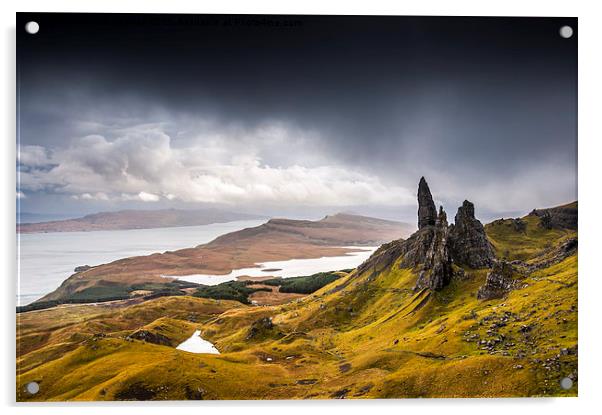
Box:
[17,14,577,224]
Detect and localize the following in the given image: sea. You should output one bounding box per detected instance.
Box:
[17,220,264,306]
[17,220,376,306]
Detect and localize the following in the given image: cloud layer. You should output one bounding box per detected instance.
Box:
[16,15,577,220]
[18,123,414,208]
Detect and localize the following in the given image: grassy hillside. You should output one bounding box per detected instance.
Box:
[16,208,577,400]
[485,212,575,262]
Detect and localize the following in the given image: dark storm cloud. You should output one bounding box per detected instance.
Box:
[16,14,577,221]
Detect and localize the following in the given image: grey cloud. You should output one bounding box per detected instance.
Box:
[16,14,577,220]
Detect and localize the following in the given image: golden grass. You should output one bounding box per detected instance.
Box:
[17,213,577,400]
[485,214,575,261]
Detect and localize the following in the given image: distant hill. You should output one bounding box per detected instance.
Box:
[35,213,413,304]
[16,208,266,233]
[210,213,415,247]
[17,212,79,224]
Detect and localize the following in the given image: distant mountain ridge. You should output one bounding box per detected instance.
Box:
[17,208,266,233]
[17,212,79,224]
[210,213,414,247]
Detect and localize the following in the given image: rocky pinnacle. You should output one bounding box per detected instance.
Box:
[359,177,497,292]
[448,200,495,268]
[417,177,438,229]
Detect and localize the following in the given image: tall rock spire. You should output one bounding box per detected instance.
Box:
[417,177,437,229]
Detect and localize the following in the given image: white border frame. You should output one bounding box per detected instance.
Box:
[2,1,601,414]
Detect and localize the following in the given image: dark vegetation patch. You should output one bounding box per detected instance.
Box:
[193,270,346,304]
[193,281,270,304]
[64,283,133,302]
[17,270,346,312]
[17,280,200,313]
[262,271,343,294]
[17,300,62,313]
[114,382,157,401]
[296,379,318,385]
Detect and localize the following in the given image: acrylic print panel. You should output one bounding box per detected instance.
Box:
[16,13,577,401]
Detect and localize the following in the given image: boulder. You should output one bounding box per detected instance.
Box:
[477,260,516,300]
[449,200,495,268]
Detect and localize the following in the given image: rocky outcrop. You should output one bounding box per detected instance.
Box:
[415,207,453,290]
[530,202,577,230]
[449,200,495,268]
[511,237,577,275]
[477,261,516,300]
[397,228,439,269]
[418,177,438,229]
[512,218,526,232]
[246,317,274,341]
[127,329,172,346]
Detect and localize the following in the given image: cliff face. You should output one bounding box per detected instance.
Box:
[414,207,453,290]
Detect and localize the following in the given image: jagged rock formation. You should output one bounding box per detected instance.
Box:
[448,200,495,268]
[418,177,438,229]
[415,207,453,290]
[359,177,499,292]
[477,260,516,300]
